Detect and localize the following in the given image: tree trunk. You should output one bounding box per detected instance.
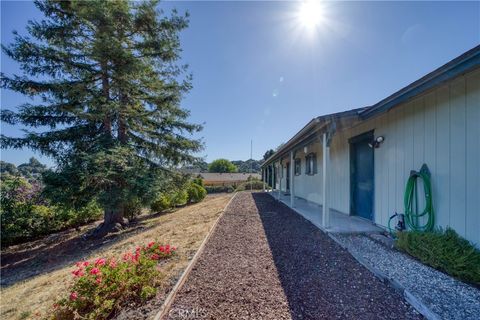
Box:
[101,60,112,135]
[118,94,128,144]
[88,206,128,238]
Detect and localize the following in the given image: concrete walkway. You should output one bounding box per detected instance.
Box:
[271,191,383,233]
[164,192,420,319]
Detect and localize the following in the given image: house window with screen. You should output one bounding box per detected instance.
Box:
[294,158,301,175]
[305,153,317,175]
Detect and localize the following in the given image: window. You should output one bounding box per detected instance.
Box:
[294,158,301,175]
[305,153,317,175]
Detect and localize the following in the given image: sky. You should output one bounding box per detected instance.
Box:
[1,1,479,166]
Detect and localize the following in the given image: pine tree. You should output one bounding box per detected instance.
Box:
[1,0,202,237]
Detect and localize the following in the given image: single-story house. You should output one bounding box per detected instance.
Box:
[261,45,479,246]
[195,172,261,186]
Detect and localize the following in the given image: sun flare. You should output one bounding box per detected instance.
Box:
[297,0,325,30]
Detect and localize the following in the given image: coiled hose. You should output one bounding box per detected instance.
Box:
[404,164,434,232]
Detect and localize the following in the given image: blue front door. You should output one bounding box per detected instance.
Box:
[350,132,374,220]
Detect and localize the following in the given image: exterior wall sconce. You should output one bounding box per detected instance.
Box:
[369,136,385,148]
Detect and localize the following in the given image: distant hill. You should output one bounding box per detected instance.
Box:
[231,159,262,173]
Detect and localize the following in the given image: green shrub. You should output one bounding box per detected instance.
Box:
[0,175,103,246]
[150,193,172,212]
[187,183,207,203]
[53,241,177,320]
[192,176,204,187]
[69,201,103,226]
[396,228,480,286]
[236,180,264,191]
[123,198,143,220]
[204,185,235,194]
[171,189,188,207]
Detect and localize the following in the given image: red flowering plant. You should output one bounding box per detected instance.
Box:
[52,242,176,320]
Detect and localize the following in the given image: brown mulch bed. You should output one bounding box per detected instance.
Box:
[165,192,421,320]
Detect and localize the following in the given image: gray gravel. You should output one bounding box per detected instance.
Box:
[332,233,480,320]
[165,192,421,319]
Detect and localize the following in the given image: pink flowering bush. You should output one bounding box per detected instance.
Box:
[52,242,176,320]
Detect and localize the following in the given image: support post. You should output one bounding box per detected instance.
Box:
[322,132,330,229]
[262,168,266,192]
[290,151,295,207]
[272,163,276,197]
[277,160,281,200]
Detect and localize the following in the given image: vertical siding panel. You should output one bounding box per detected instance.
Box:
[404,102,415,187]
[388,106,397,214]
[435,85,451,229]
[374,114,388,226]
[465,71,480,245]
[449,77,466,236]
[380,110,395,226]
[373,116,380,224]
[413,97,426,226]
[424,92,437,228]
[395,105,405,214]
[378,114,388,226]
[413,98,425,169]
[344,130,350,213]
[386,111,395,226]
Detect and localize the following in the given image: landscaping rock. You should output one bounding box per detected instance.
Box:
[333,233,480,320]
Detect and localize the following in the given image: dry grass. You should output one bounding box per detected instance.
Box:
[0,194,232,320]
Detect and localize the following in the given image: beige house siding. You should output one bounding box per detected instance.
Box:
[271,68,479,246]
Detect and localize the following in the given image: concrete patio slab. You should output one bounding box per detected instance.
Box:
[269,191,383,234]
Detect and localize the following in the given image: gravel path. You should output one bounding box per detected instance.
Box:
[165,192,420,319]
[333,233,480,320]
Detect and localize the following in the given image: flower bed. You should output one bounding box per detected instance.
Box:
[52,242,176,319]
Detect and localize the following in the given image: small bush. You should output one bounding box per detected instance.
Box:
[236,180,264,191]
[192,176,204,187]
[204,185,235,194]
[53,242,177,320]
[150,193,172,212]
[0,175,103,246]
[123,198,143,220]
[187,183,207,203]
[69,201,103,226]
[396,228,480,286]
[171,189,188,207]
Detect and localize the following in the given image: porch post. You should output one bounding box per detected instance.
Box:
[262,168,266,192]
[269,164,273,191]
[277,160,281,200]
[290,151,295,207]
[271,163,275,195]
[322,132,330,228]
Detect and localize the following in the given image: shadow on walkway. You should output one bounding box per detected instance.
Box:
[251,192,420,320]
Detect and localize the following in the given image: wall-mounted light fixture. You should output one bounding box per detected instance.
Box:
[368,136,385,148]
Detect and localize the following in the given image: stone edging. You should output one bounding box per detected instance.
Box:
[153,193,238,320]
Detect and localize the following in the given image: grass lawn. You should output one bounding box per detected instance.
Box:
[0,193,232,320]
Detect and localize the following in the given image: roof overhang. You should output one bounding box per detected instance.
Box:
[261,108,364,168]
[261,45,480,170]
[360,45,480,119]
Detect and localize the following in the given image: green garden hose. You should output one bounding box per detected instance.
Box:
[404,164,434,232]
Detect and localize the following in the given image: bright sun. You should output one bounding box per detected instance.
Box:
[297,0,325,30]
